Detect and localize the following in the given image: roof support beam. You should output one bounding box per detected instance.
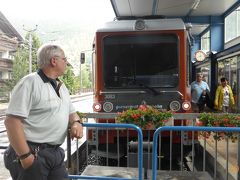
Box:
[110,0,120,17]
[187,0,201,16]
[170,16,223,25]
[152,0,159,15]
[223,0,240,17]
[209,16,224,52]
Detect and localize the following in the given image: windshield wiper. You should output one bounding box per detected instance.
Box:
[129,79,159,96]
[138,82,160,96]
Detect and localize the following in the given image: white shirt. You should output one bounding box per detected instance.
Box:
[222,86,230,107]
[6,72,75,145]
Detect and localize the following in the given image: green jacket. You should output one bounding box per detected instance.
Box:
[214,85,235,110]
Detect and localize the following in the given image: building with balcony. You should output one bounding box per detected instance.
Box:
[0,11,23,100]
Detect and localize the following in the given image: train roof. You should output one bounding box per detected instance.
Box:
[96,18,186,32]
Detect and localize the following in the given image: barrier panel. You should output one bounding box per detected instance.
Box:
[66,113,200,173]
[65,113,240,180]
[152,126,240,180]
[68,123,143,180]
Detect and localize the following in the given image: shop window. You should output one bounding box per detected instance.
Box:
[201,30,210,51]
[230,58,237,95]
[225,6,240,42]
[217,57,238,110]
[217,61,224,84]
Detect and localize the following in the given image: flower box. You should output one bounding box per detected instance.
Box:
[196,113,240,141]
[116,105,173,130]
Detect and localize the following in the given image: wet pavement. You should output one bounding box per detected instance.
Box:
[0,132,11,180]
[0,102,10,180]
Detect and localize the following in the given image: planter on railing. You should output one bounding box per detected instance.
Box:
[115,105,173,130]
[196,112,240,141]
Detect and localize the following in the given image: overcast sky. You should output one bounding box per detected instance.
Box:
[0,0,115,29]
[0,0,116,74]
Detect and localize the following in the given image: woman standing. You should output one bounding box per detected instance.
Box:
[214,77,235,112]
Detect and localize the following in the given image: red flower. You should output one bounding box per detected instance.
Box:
[224,124,235,127]
[223,118,229,123]
[196,120,204,126]
[213,121,220,126]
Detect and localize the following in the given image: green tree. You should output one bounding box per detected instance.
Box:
[82,64,92,88]
[1,33,41,94]
[3,48,29,92]
[60,66,80,94]
[2,32,82,97]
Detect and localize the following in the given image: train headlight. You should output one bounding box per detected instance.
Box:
[135,19,145,30]
[103,102,113,112]
[93,102,102,112]
[169,101,181,112]
[182,101,191,111]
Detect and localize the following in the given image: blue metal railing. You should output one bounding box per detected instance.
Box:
[68,123,143,180]
[152,126,240,180]
[68,175,138,180]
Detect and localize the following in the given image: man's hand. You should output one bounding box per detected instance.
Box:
[70,122,83,140]
[20,154,35,169]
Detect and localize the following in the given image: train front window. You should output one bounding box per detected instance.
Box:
[103,34,179,88]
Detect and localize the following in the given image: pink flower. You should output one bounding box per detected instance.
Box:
[138,105,147,111]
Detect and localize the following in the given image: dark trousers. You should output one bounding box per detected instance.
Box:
[191,102,205,113]
[4,142,67,180]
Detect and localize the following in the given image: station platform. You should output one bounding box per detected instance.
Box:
[81,165,142,179]
[199,136,238,180]
[147,170,211,180]
[81,165,212,179]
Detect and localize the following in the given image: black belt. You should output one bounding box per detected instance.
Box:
[27,141,61,149]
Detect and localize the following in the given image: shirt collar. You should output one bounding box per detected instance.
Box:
[37,69,60,83]
[37,69,61,90]
[37,69,62,97]
[37,69,49,83]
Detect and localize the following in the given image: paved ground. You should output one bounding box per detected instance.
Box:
[0,103,7,114]
[199,134,238,179]
[0,102,11,180]
[0,151,11,180]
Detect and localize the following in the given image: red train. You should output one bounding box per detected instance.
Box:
[82,17,196,159]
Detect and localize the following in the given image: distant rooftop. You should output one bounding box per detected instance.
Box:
[0,11,23,42]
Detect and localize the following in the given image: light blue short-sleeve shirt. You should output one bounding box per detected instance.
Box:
[6,72,75,145]
[190,81,210,103]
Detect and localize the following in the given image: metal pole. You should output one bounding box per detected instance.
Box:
[23,25,37,74]
[79,62,82,94]
[29,33,32,73]
[67,130,71,171]
[80,49,94,94]
[237,133,240,179]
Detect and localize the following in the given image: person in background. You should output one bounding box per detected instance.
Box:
[191,72,210,112]
[4,44,83,180]
[214,77,235,113]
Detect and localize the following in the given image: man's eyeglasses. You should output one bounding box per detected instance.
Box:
[55,56,68,62]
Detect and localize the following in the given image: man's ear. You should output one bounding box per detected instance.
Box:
[50,57,57,67]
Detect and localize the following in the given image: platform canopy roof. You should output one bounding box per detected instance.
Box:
[110,0,240,36]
